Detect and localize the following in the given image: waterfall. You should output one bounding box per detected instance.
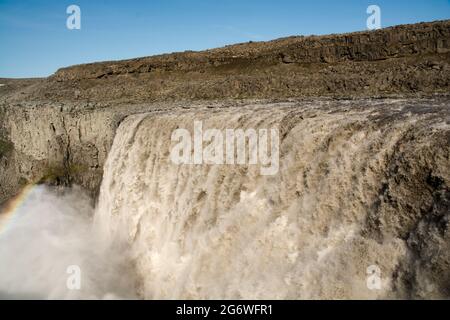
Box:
[1,100,447,299]
[0,185,137,299]
[95,101,449,299]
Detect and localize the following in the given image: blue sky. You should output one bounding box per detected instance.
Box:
[1,0,449,78]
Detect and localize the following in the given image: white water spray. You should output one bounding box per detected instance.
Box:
[1,101,448,299]
[0,185,137,299]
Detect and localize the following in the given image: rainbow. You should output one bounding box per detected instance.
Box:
[0,184,37,236]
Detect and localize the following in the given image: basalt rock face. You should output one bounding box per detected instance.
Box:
[0,102,117,202]
[0,99,250,203]
[1,20,449,105]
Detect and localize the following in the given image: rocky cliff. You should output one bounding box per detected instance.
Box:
[0,20,449,204]
[93,99,449,298]
[1,20,449,106]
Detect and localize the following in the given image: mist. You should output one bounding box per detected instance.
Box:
[0,185,138,299]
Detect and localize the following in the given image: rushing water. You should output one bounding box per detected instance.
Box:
[1,101,449,299]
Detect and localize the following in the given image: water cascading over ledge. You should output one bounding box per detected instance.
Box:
[94,100,450,299]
